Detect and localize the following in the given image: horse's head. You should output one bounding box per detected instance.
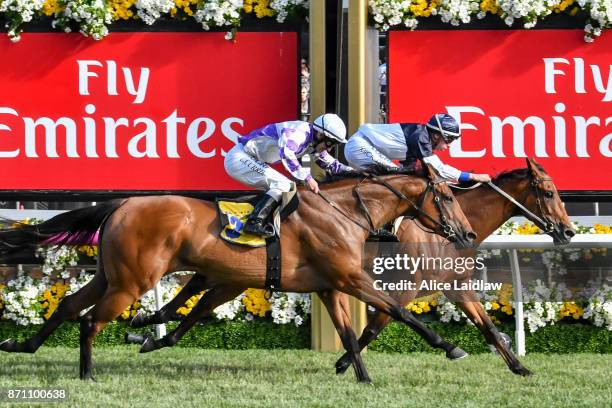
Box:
[521,158,575,245]
[414,164,477,249]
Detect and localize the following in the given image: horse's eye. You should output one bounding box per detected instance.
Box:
[444,195,453,202]
[544,190,553,198]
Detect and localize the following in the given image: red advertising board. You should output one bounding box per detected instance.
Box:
[0,32,298,190]
[388,30,611,191]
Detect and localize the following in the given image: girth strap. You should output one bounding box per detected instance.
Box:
[265,236,281,290]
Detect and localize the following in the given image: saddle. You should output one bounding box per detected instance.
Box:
[215,188,299,291]
[216,188,298,247]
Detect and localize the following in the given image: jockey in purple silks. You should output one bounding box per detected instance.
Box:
[224,113,354,237]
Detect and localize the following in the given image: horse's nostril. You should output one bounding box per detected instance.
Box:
[466,231,477,241]
[564,229,576,239]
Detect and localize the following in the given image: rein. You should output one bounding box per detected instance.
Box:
[317,190,377,235]
[450,175,554,233]
[318,173,457,239]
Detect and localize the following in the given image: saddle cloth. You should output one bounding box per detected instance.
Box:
[217,186,298,248]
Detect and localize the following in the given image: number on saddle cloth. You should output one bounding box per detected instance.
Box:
[216,199,267,247]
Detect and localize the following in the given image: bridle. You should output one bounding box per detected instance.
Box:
[451,171,555,234]
[318,173,458,240]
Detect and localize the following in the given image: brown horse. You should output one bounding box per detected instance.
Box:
[131,158,573,377]
[0,165,475,381]
[333,157,574,376]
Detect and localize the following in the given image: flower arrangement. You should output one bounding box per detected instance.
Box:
[368,0,611,41]
[0,0,308,42]
[0,219,609,331]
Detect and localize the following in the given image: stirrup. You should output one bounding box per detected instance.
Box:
[243,220,276,238]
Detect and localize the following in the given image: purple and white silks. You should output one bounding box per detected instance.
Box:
[238,120,350,181]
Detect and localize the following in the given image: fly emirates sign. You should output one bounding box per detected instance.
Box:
[388,30,611,191]
[0,32,297,190]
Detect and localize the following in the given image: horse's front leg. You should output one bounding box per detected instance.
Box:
[334,288,463,375]
[334,271,466,360]
[455,295,532,376]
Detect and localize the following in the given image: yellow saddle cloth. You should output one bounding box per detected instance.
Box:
[217,200,266,248]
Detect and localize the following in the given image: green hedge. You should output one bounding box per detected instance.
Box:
[370,322,612,354]
[0,320,310,349]
[1,320,609,353]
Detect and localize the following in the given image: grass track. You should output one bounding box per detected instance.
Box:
[0,347,610,407]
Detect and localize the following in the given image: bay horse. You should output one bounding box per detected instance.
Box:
[130,158,573,378]
[0,165,475,381]
[333,157,574,376]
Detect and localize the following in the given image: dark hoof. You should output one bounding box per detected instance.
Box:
[0,338,16,352]
[358,377,373,385]
[446,347,469,360]
[80,374,97,382]
[124,332,146,345]
[130,311,147,328]
[335,357,351,375]
[512,366,533,377]
[139,333,157,353]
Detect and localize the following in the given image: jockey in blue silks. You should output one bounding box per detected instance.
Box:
[344,113,491,183]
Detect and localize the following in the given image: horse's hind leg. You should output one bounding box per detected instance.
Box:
[456,298,532,376]
[139,284,244,353]
[318,290,371,383]
[79,288,138,380]
[130,274,208,328]
[0,270,108,354]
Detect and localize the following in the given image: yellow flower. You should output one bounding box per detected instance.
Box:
[491,301,500,310]
[109,0,137,21]
[42,0,64,15]
[242,288,271,317]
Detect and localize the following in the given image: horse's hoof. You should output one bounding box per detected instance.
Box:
[124,332,146,345]
[358,377,373,385]
[512,366,533,377]
[446,347,469,360]
[335,358,351,375]
[0,339,16,352]
[139,334,156,353]
[130,311,146,328]
[80,374,97,382]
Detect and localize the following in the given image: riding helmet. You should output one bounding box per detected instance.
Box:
[313,114,347,144]
[426,113,461,143]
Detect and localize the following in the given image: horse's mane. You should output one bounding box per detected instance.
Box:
[320,164,420,184]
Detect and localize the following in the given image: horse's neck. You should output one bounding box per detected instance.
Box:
[320,178,414,230]
[457,178,529,243]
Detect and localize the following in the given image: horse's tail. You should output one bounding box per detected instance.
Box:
[0,199,126,258]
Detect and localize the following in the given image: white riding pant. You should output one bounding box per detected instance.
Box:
[344,134,398,171]
[224,144,293,202]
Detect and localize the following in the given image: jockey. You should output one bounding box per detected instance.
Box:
[344,113,491,183]
[224,113,353,237]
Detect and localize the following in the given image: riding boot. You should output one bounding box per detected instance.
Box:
[243,194,279,238]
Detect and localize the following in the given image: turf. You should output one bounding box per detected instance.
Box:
[0,347,610,407]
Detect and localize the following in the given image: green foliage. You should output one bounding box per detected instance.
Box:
[0,320,310,349]
[370,322,612,354]
[0,320,608,353]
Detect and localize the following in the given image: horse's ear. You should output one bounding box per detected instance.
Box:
[526,157,547,175]
[424,163,438,180]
